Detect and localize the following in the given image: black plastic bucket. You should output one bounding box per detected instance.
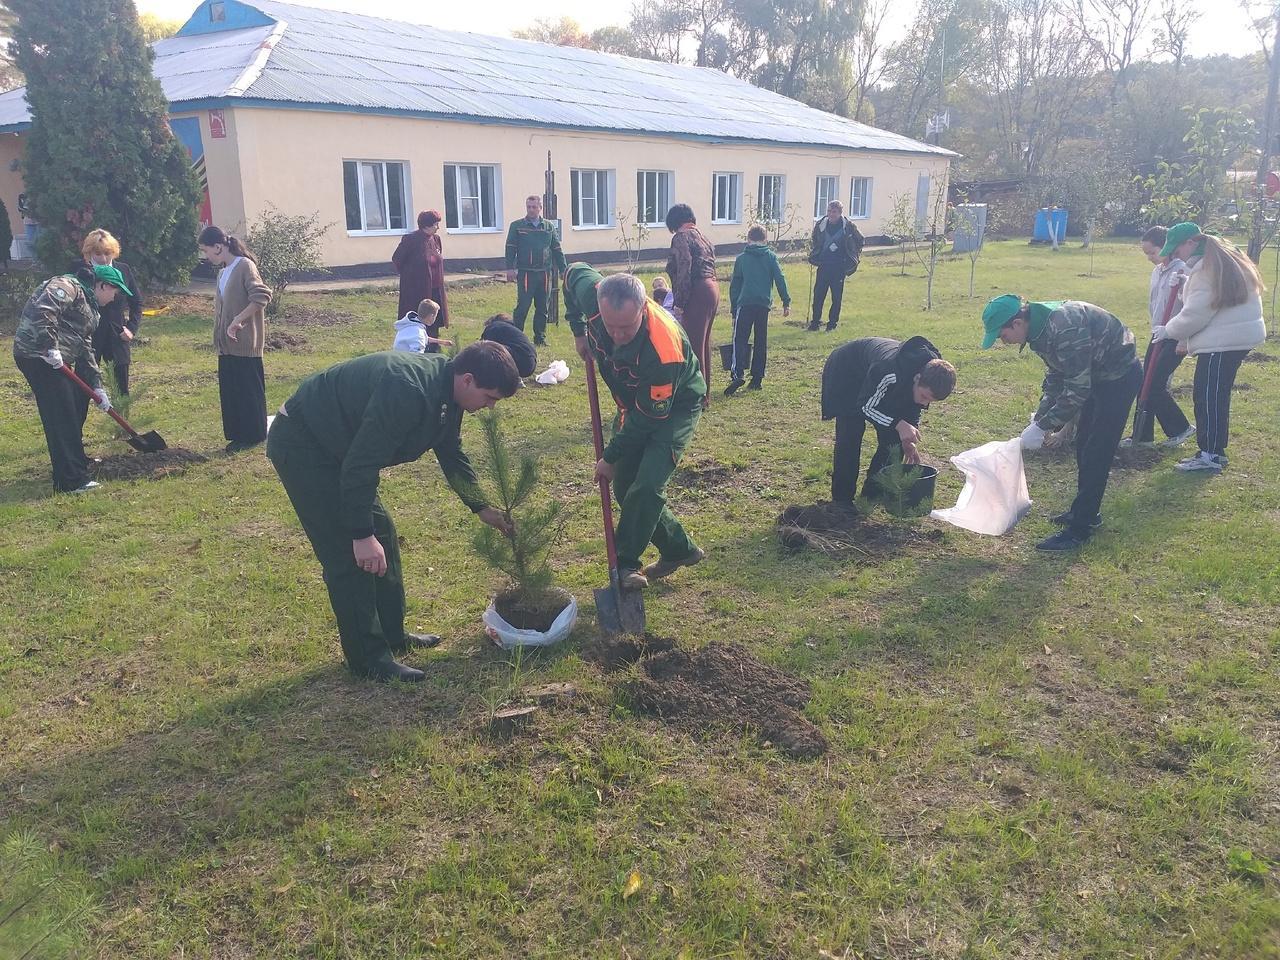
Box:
[870,464,939,513]
[718,342,751,371]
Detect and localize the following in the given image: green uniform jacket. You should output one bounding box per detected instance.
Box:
[570,265,706,464]
[504,217,567,273]
[563,261,601,337]
[13,276,103,389]
[281,352,486,539]
[1028,300,1136,431]
[729,243,791,314]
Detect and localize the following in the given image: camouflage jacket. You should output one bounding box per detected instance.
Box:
[1028,300,1136,431]
[13,276,103,388]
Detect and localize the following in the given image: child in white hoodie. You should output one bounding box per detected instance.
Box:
[392,299,452,353]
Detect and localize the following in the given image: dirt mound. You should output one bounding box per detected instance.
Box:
[279,306,359,327]
[603,635,826,759]
[264,331,311,353]
[1243,351,1277,364]
[671,458,746,491]
[494,586,573,632]
[92,448,208,481]
[776,501,943,557]
[1112,445,1165,472]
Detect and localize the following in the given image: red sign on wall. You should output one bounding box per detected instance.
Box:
[209,110,227,139]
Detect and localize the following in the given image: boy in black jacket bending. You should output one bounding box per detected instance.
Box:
[821,336,956,504]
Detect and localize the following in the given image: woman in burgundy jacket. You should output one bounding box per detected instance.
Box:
[392,210,449,352]
[665,203,719,407]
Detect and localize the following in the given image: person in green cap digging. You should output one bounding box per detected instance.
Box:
[12,265,132,494]
[981,293,1141,551]
[564,264,707,590]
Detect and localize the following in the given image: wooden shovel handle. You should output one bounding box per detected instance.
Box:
[57,363,142,440]
[584,355,621,572]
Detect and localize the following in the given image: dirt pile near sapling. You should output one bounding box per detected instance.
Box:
[92,448,208,481]
[494,586,573,632]
[776,501,943,557]
[598,634,828,759]
[264,331,311,352]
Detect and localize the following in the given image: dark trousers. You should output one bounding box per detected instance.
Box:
[832,413,900,503]
[1068,360,1142,538]
[93,349,130,395]
[15,353,93,492]
[218,355,267,445]
[1134,339,1189,441]
[680,276,720,400]
[513,270,550,339]
[812,264,846,328]
[730,304,768,381]
[1193,349,1249,457]
[267,414,407,672]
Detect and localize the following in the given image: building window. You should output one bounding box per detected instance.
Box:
[757,174,784,222]
[637,170,674,226]
[210,1,226,22]
[343,160,408,234]
[850,177,872,219]
[814,175,839,219]
[443,163,499,231]
[711,172,741,224]
[571,169,613,228]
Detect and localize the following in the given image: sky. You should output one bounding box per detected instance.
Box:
[135,0,1264,60]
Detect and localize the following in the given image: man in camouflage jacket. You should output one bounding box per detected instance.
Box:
[565,264,707,589]
[13,267,131,492]
[982,295,1142,551]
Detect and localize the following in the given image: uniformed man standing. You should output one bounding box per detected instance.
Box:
[12,266,133,493]
[505,195,566,346]
[266,340,526,682]
[566,265,706,589]
[982,295,1141,552]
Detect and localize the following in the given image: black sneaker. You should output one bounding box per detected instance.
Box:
[389,632,443,654]
[807,321,821,331]
[825,322,837,332]
[534,337,547,347]
[723,378,746,396]
[1050,510,1102,529]
[1036,530,1087,552]
[356,653,425,683]
[747,378,763,391]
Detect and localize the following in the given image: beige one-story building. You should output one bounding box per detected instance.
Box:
[0,0,954,272]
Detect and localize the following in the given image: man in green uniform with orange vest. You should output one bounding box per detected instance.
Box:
[505,195,567,346]
[565,264,706,589]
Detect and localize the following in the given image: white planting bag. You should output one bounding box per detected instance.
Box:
[482,595,578,650]
[535,360,571,385]
[930,437,1032,536]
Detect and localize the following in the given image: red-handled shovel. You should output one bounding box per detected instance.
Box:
[584,354,645,635]
[58,364,167,453]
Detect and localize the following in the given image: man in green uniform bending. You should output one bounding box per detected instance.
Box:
[505,195,567,346]
[565,265,706,589]
[982,294,1141,552]
[267,341,525,682]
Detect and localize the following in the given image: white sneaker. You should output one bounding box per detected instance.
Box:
[69,480,102,494]
[1161,425,1196,448]
[1175,451,1224,473]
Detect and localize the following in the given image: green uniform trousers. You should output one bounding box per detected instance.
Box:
[267,413,406,671]
[611,407,701,571]
[513,270,551,340]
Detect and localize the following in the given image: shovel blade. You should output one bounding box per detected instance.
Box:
[594,585,623,635]
[618,587,646,634]
[125,430,168,453]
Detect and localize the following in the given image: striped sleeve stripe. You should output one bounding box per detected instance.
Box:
[863,373,897,425]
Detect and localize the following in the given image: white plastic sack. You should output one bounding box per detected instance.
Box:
[535,360,571,385]
[930,437,1032,536]
[482,594,578,649]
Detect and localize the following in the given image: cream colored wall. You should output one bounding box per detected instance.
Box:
[228,107,952,268]
[0,132,25,250]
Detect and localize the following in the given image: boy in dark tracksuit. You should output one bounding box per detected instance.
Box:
[266,342,525,683]
[504,195,567,346]
[726,225,791,394]
[821,336,956,504]
[565,264,707,589]
[981,294,1141,552]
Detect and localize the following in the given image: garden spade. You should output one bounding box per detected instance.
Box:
[59,364,167,453]
[584,354,645,635]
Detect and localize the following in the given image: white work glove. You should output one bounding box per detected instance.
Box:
[1020,420,1046,450]
[1150,325,1170,341]
[91,387,111,412]
[1167,272,1183,288]
[42,348,64,369]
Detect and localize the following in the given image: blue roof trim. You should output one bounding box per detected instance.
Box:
[177,0,277,37]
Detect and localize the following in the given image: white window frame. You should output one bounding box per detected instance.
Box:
[850,176,873,220]
[814,175,839,220]
[757,174,785,222]
[711,171,743,224]
[570,168,615,230]
[443,162,503,234]
[343,159,411,237]
[637,169,674,227]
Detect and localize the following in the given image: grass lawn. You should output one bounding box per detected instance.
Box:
[1,240,1278,958]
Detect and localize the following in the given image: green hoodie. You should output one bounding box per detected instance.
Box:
[729,243,790,314]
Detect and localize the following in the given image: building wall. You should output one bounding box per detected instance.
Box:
[0,131,25,250]
[227,107,952,269]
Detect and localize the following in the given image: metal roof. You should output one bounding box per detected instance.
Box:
[0,0,956,157]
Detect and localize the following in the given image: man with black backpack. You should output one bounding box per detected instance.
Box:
[807,200,865,332]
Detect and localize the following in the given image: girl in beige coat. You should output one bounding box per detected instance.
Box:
[199,225,272,452]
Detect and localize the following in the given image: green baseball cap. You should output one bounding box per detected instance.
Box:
[92,264,133,297]
[981,294,1022,348]
[1159,221,1201,258]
